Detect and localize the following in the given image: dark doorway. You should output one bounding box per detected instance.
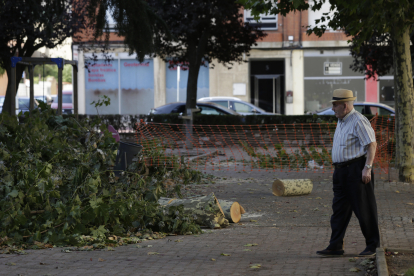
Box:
[258,79,273,112]
[250,60,285,114]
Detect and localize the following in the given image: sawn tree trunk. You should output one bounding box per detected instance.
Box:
[272,179,313,196]
[217,199,245,223]
[158,193,229,229]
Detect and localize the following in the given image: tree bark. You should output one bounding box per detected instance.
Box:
[185,29,209,112]
[392,26,414,183]
[158,193,229,229]
[3,64,26,115]
[2,42,37,115]
[184,30,209,149]
[272,179,313,196]
[217,199,243,223]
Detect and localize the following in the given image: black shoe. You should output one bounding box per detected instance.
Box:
[316,248,344,257]
[359,249,376,257]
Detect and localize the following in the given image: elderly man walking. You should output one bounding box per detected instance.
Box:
[316,89,380,257]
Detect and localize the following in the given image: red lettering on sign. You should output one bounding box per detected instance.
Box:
[123,62,150,67]
[88,78,106,82]
[99,68,116,72]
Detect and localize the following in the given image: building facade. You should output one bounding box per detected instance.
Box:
[72,6,395,115]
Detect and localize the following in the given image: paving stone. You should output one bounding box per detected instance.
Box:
[1,170,411,275]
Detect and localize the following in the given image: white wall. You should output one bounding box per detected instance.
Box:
[37,38,73,60]
[292,50,304,114]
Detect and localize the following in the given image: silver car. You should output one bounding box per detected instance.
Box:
[311,102,395,116]
[198,97,273,115]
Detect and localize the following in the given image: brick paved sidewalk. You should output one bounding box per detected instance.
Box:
[1,169,413,276]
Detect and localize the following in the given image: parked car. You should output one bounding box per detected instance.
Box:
[310,102,395,116]
[17,97,39,114]
[197,96,273,115]
[51,91,73,114]
[149,102,240,115]
[34,95,53,105]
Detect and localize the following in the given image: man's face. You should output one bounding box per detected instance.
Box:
[332,102,347,119]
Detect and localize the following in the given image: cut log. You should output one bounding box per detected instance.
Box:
[240,205,246,214]
[217,200,241,223]
[272,179,313,196]
[158,193,228,229]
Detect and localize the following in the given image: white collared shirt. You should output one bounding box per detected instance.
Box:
[332,108,376,163]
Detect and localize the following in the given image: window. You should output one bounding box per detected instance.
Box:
[369,106,393,116]
[233,102,254,113]
[244,10,278,30]
[198,106,225,115]
[379,79,395,108]
[355,105,372,115]
[106,9,117,32]
[58,95,73,104]
[211,101,229,108]
[354,105,393,116]
[171,105,186,114]
[18,98,30,108]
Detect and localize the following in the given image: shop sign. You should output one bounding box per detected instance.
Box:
[324,62,342,75]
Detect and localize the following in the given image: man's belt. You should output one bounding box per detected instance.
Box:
[333,155,366,169]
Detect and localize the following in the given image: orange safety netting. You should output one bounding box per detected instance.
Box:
[134,115,395,176]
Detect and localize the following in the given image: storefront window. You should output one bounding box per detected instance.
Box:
[379,79,394,108]
[120,59,154,115]
[166,61,209,104]
[304,79,365,112]
[304,54,365,113]
[85,60,119,114]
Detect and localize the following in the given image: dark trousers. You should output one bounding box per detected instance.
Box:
[327,157,380,251]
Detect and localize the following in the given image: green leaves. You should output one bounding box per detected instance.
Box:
[8,190,18,198]
[290,0,305,9]
[89,197,103,209]
[0,107,204,247]
[90,225,108,239]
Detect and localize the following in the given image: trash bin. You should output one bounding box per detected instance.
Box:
[114,142,143,176]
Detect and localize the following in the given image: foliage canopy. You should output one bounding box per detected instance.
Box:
[147,0,266,110]
[0,0,88,114]
[87,0,169,62]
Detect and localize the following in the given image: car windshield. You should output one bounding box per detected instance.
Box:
[211,101,228,108]
[316,107,331,113]
[55,95,72,104]
[18,98,30,108]
[198,106,226,115]
[198,103,238,115]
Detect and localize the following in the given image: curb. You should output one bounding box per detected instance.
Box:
[386,248,414,254]
[376,247,389,276]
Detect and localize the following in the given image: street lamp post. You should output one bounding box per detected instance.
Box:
[177,65,180,102]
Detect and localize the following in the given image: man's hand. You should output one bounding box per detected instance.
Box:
[362,167,371,184]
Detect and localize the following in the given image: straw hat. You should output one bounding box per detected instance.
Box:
[330,89,357,103]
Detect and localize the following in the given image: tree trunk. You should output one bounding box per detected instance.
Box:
[272,179,313,196]
[185,42,202,112]
[2,62,26,115]
[392,26,414,183]
[184,31,209,149]
[217,199,244,223]
[158,193,229,229]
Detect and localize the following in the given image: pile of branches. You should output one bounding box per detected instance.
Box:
[0,106,203,248]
